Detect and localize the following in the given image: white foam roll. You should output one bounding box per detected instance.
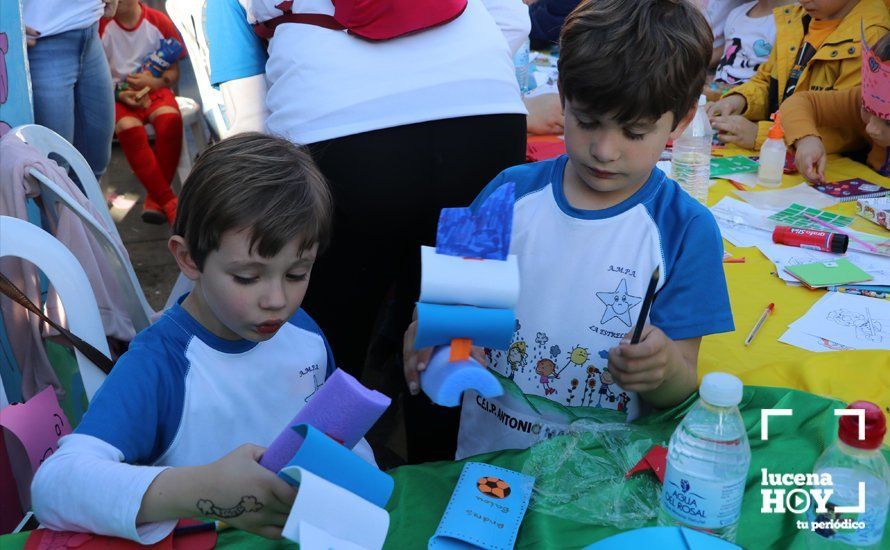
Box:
[420,246,520,309]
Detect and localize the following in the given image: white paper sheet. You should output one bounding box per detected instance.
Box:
[786,292,890,350]
[300,521,366,550]
[733,183,835,211]
[710,197,777,247]
[778,327,853,352]
[420,246,520,308]
[282,467,389,550]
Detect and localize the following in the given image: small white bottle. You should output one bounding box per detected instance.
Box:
[672,95,712,204]
[804,401,889,549]
[658,373,751,542]
[758,114,786,187]
[513,39,531,94]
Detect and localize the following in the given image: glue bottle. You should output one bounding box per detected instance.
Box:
[804,401,889,549]
[659,373,750,543]
[758,114,786,188]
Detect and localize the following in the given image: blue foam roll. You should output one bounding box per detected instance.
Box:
[420,346,504,407]
[414,303,515,350]
[278,424,394,508]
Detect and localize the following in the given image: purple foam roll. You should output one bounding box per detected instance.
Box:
[260,369,391,472]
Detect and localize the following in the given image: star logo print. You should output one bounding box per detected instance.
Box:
[595,279,642,327]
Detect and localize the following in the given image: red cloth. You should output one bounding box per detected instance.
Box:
[114,88,179,123]
[117,125,176,206]
[525,139,566,162]
[149,112,183,184]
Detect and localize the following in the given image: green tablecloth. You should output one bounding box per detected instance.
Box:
[3,386,887,549]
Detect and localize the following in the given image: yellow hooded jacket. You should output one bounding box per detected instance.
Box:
[727,0,889,149]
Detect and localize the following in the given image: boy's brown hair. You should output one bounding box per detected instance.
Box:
[172,132,332,270]
[875,32,890,60]
[558,0,713,128]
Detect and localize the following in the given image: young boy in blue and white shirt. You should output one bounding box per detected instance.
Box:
[31,134,363,542]
[405,0,735,458]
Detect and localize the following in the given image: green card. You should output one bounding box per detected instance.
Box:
[768,203,855,230]
[710,156,759,177]
[785,258,873,289]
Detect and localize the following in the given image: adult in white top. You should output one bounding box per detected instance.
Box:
[23,0,117,179]
[206,0,530,462]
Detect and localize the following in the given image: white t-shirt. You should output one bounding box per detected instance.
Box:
[99,5,186,83]
[714,1,776,85]
[23,0,104,38]
[705,0,747,57]
[209,0,528,144]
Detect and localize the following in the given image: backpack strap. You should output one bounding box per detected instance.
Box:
[0,272,114,375]
[253,13,345,40]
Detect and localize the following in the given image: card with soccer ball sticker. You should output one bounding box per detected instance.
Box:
[429,462,535,550]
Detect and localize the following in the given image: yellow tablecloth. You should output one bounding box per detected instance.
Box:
[699,147,890,431]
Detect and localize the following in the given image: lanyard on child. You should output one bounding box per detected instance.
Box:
[783,42,817,100]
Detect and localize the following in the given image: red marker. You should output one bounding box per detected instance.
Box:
[745,303,774,347]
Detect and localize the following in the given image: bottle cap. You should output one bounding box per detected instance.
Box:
[838,401,886,450]
[700,372,743,407]
[768,113,784,140]
[829,233,849,254]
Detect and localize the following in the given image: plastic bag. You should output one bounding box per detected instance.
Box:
[521,418,668,528]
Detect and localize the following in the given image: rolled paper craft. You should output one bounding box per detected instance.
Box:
[421,345,503,407]
[279,424,394,509]
[419,246,520,309]
[414,303,515,351]
[259,369,391,473]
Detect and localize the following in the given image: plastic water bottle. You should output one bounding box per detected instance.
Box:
[758,114,786,188]
[804,401,889,549]
[671,95,712,204]
[514,39,531,94]
[659,373,751,543]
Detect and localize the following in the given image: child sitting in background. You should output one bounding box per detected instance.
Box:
[100,0,184,225]
[30,134,369,542]
[404,0,734,459]
[707,0,889,151]
[781,33,890,182]
[707,0,792,99]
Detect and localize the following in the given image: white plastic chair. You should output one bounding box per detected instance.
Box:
[13,125,117,235]
[27,167,154,332]
[0,216,109,401]
[166,0,232,139]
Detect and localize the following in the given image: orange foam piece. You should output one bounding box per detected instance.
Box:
[449,338,472,362]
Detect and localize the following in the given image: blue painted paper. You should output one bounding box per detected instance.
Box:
[584,526,740,549]
[0,0,34,134]
[279,424,394,509]
[429,462,534,550]
[436,182,515,260]
[414,303,515,351]
[421,346,503,407]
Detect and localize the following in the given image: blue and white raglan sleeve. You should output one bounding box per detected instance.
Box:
[206,0,268,88]
[649,212,734,340]
[31,350,180,543]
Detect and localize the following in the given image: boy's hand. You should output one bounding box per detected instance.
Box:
[524,94,564,135]
[118,89,151,109]
[705,94,746,119]
[793,136,827,184]
[197,445,297,539]
[402,319,487,397]
[712,115,758,149]
[127,71,165,91]
[606,325,679,393]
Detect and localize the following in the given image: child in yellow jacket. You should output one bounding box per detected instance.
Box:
[781,32,890,182]
[707,0,889,151]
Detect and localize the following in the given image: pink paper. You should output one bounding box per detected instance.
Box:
[0,387,71,511]
[862,31,890,120]
[0,386,71,473]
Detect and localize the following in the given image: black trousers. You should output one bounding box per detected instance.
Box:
[304,114,527,462]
